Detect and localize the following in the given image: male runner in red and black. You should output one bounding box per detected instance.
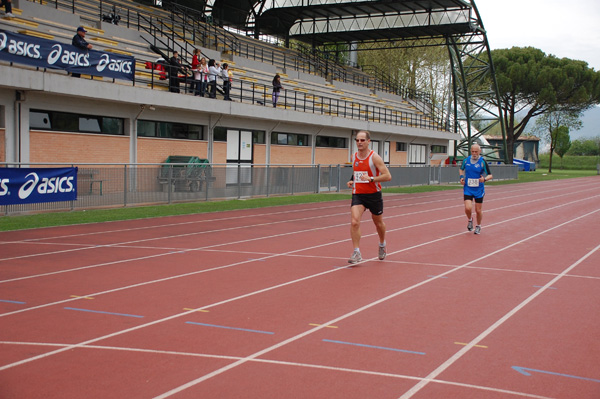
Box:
[346,130,392,264]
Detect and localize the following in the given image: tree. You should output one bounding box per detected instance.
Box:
[553,126,571,169]
[532,109,581,172]
[567,138,599,156]
[357,42,451,123]
[490,47,600,163]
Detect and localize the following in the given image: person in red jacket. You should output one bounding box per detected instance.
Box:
[346,130,392,264]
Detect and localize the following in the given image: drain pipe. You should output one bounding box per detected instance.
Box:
[15,90,26,165]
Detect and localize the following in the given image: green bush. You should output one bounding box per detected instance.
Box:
[538,154,599,170]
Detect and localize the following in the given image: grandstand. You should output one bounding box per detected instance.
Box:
[0,0,458,171]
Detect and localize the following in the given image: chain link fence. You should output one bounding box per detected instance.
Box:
[1,163,518,215]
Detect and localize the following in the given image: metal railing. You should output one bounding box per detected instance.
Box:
[1,163,518,215]
[133,69,445,130]
[25,0,433,101]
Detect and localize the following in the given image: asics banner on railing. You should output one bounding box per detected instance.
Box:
[0,30,135,81]
[0,167,78,205]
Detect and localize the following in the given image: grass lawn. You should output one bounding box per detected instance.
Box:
[0,169,597,232]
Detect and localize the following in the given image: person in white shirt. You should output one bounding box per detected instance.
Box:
[207,59,220,99]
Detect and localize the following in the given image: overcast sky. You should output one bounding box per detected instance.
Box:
[475,0,600,139]
[475,0,600,71]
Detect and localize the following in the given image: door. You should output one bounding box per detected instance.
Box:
[226,130,253,185]
[383,141,390,164]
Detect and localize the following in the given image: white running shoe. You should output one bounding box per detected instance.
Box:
[348,250,362,264]
[378,244,386,260]
[474,225,481,235]
[467,219,473,231]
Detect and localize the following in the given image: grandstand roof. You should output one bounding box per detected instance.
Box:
[214,0,474,45]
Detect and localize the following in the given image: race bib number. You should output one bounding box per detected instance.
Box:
[467,178,480,187]
[354,171,369,183]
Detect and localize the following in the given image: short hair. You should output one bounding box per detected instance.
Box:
[356,130,371,140]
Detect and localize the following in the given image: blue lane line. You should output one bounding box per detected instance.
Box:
[323,339,425,355]
[0,299,26,304]
[64,307,144,318]
[512,366,600,383]
[186,321,274,335]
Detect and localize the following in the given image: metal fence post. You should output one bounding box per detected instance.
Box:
[266,165,270,197]
[123,164,128,206]
[237,163,241,199]
[167,164,173,204]
[70,163,75,211]
[316,164,321,193]
[337,164,341,192]
[291,165,295,195]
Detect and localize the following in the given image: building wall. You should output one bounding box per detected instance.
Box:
[212,142,228,164]
[314,147,349,165]
[390,144,408,165]
[30,131,129,163]
[0,129,4,162]
[137,138,208,163]
[270,145,312,165]
[253,144,266,164]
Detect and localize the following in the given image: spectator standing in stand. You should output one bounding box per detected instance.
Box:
[168,51,185,93]
[221,63,232,101]
[71,26,92,78]
[272,74,283,107]
[198,57,208,97]
[207,59,219,99]
[190,49,201,95]
[1,0,13,17]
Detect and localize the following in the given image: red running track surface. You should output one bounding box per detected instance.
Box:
[1,177,599,399]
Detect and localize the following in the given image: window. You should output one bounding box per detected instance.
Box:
[138,120,204,140]
[253,131,265,144]
[214,127,227,142]
[271,132,309,146]
[396,142,407,151]
[431,145,447,153]
[30,110,124,135]
[214,127,265,143]
[316,136,347,148]
[409,144,426,164]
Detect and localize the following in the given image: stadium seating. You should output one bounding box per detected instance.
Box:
[0,0,439,129]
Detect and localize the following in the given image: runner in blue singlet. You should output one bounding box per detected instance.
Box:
[459,144,492,235]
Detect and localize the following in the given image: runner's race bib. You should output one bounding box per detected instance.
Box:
[467,178,480,187]
[354,171,369,183]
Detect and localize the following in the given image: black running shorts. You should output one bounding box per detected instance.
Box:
[464,194,484,203]
[351,192,384,215]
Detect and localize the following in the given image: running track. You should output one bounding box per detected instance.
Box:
[0,177,599,399]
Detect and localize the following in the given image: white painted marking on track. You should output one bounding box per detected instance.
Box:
[1,193,598,320]
[0,341,554,399]
[0,180,590,261]
[0,178,598,398]
[152,209,600,398]
[398,242,600,399]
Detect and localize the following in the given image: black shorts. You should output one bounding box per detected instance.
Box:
[464,194,484,203]
[351,192,384,215]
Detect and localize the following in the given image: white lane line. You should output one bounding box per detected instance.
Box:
[1,191,598,321]
[0,181,591,262]
[152,209,600,398]
[0,341,554,399]
[398,241,600,399]
[2,184,597,285]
